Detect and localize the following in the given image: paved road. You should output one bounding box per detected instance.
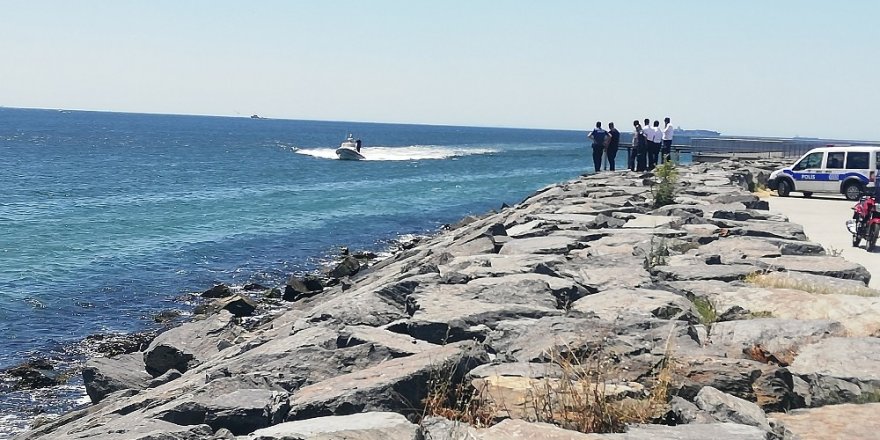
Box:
[765,193,880,288]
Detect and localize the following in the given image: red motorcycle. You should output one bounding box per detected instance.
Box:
[848,195,880,251]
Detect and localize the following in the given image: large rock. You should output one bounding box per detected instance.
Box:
[652,263,758,282]
[248,412,421,439]
[671,355,798,411]
[143,310,243,377]
[283,341,488,421]
[82,352,152,404]
[709,318,846,365]
[694,386,772,432]
[667,281,880,337]
[328,255,361,278]
[602,423,768,439]
[756,255,871,284]
[788,337,880,406]
[769,402,880,440]
[404,277,564,343]
[570,288,697,322]
[156,387,276,435]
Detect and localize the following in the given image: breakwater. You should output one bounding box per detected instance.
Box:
[15,160,880,440]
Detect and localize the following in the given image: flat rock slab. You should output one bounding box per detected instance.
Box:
[623,215,681,229]
[571,288,696,322]
[440,253,568,280]
[789,337,880,406]
[284,342,487,421]
[752,271,879,297]
[756,255,871,284]
[499,235,583,255]
[670,281,880,337]
[709,318,845,365]
[710,218,807,241]
[475,419,602,439]
[247,412,421,440]
[596,423,767,439]
[770,403,880,440]
[689,236,782,262]
[653,263,758,282]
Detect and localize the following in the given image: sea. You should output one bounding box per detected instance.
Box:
[0,107,631,434]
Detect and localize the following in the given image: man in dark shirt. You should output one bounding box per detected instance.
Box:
[606,122,620,171]
[588,121,607,173]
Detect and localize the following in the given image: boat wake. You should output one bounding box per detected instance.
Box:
[294,145,498,161]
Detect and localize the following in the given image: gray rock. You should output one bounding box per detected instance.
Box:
[475,419,600,439]
[571,288,697,322]
[147,368,182,388]
[688,236,782,263]
[666,396,719,424]
[710,318,846,365]
[603,422,768,439]
[82,353,151,404]
[769,402,880,440]
[498,234,584,255]
[328,255,361,278]
[708,218,806,241]
[672,356,797,411]
[652,263,758,282]
[248,412,421,439]
[18,419,214,440]
[756,255,871,284]
[420,416,479,440]
[143,311,242,377]
[404,277,564,343]
[284,341,488,421]
[694,386,772,431]
[789,337,880,406]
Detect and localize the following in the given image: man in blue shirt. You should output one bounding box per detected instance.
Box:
[588,121,607,173]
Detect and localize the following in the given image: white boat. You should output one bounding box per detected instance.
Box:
[335,134,365,160]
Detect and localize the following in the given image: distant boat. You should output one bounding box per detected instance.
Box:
[335,134,365,160]
[250,114,265,119]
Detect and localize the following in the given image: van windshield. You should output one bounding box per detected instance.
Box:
[793,152,823,171]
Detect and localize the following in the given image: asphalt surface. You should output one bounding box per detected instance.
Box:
[765,192,880,288]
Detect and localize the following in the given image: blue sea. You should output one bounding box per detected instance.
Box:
[0,107,613,433]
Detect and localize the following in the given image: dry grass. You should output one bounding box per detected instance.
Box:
[422,340,676,435]
[745,272,880,297]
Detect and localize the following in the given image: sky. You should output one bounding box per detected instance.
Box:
[2,1,878,139]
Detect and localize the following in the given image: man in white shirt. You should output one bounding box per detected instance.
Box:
[661,117,674,163]
[641,118,654,170]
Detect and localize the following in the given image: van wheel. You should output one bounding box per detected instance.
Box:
[803,191,813,198]
[777,180,792,197]
[844,182,864,201]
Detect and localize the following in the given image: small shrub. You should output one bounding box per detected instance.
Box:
[692,297,718,328]
[643,237,669,270]
[652,161,678,208]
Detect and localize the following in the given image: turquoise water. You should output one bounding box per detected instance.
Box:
[0,108,601,375]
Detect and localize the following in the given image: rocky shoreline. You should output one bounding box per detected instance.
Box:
[15,160,880,439]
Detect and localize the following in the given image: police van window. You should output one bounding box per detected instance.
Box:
[827,152,846,169]
[846,152,869,169]
[793,152,823,170]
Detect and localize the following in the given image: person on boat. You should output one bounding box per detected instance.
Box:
[355,139,362,152]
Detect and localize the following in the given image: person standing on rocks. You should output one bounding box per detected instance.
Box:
[588,121,608,173]
[633,120,648,172]
[642,118,657,171]
[606,122,620,171]
[650,120,662,169]
[629,120,641,171]
[661,117,674,163]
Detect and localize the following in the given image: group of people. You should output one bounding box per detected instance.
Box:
[587,117,675,172]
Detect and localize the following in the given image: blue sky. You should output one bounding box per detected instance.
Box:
[2,1,877,139]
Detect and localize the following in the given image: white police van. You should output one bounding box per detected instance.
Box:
[767,145,880,200]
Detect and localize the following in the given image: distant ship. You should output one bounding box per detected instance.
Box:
[250,114,265,119]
